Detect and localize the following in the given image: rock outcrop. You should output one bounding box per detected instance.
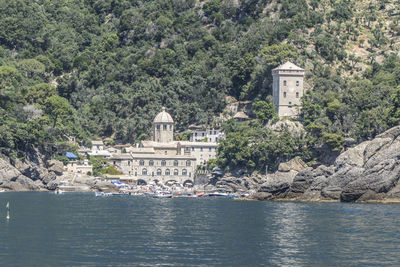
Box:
[207,157,308,196]
[0,157,40,191]
[253,126,400,203]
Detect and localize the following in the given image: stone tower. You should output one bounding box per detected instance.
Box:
[153,107,174,143]
[272,61,305,117]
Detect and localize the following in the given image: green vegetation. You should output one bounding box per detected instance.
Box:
[1,0,400,173]
[217,119,311,172]
[89,156,122,176]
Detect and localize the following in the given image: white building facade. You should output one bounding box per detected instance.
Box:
[272,61,305,117]
[110,108,220,185]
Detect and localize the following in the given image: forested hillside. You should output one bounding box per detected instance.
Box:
[1,0,400,171]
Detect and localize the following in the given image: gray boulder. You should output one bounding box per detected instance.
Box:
[47,160,64,176]
[0,158,43,191]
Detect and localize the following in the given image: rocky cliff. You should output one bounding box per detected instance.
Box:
[0,149,116,192]
[209,126,400,203]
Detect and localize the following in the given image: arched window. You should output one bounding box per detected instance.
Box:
[149,160,154,166]
[142,168,147,175]
[186,160,191,166]
[296,92,299,98]
[283,92,287,98]
[182,169,187,176]
[157,169,162,176]
[165,169,170,175]
[163,125,167,130]
[139,160,144,166]
[174,169,179,175]
[283,80,287,86]
[161,160,166,166]
[173,160,178,166]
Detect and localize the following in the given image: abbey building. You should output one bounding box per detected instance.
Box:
[110,107,219,185]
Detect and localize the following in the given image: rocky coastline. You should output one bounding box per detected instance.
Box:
[2,126,400,203]
[0,148,117,193]
[206,126,400,203]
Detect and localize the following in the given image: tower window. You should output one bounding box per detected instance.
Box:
[156,125,160,130]
[283,92,287,98]
[283,80,287,86]
[296,92,299,98]
[163,125,167,130]
[296,80,299,86]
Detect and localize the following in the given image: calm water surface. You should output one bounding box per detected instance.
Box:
[0,192,399,266]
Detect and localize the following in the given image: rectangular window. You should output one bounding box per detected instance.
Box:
[200,147,203,152]
[202,133,205,137]
[296,92,299,98]
[195,132,198,137]
[209,131,212,135]
[283,80,287,86]
[214,131,217,135]
[209,147,212,152]
[192,147,195,151]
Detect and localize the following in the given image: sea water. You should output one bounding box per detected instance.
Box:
[0,192,399,266]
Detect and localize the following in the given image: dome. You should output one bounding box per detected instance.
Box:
[153,107,174,123]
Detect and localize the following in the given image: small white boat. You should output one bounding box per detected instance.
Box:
[208,192,229,197]
[95,192,112,197]
[152,192,172,198]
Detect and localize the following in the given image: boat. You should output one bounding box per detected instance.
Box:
[95,192,113,197]
[152,192,172,198]
[208,192,230,197]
